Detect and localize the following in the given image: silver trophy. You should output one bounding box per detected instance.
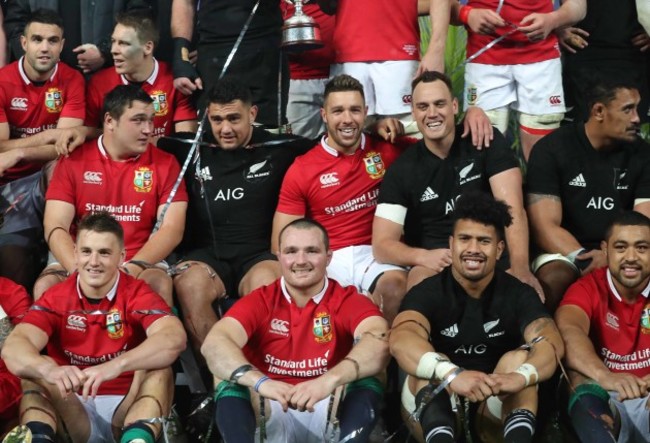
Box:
[282,0,323,52]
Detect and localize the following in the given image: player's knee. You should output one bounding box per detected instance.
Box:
[494,349,528,373]
[373,271,407,299]
[173,263,223,303]
[519,112,563,136]
[483,107,509,134]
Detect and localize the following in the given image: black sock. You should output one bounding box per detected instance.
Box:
[416,386,455,443]
[503,409,536,443]
[25,421,56,443]
[215,396,256,443]
[568,392,617,442]
[338,388,381,442]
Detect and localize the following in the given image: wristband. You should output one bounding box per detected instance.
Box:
[254,375,270,393]
[459,5,473,25]
[229,364,257,384]
[172,37,199,80]
[433,360,460,382]
[416,352,456,380]
[514,363,539,387]
[0,304,7,321]
[343,357,360,381]
[566,248,587,264]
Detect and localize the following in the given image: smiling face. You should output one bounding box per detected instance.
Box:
[21,22,64,81]
[321,90,367,154]
[412,79,458,151]
[278,225,332,300]
[603,224,650,299]
[111,24,152,80]
[449,219,504,286]
[75,229,125,299]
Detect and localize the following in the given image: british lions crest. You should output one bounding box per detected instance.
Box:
[106,309,124,339]
[44,88,63,113]
[134,167,153,193]
[363,151,385,180]
[313,312,332,343]
[151,90,169,117]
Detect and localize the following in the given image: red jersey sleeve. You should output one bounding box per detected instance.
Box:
[224,289,271,339]
[158,150,188,203]
[335,286,383,334]
[172,90,197,124]
[21,292,59,337]
[560,276,596,318]
[0,277,30,324]
[45,155,77,203]
[84,74,104,128]
[59,69,86,121]
[125,277,174,331]
[276,160,308,215]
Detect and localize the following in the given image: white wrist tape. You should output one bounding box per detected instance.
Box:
[514,363,539,387]
[416,352,440,379]
[434,360,460,382]
[0,304,7,321]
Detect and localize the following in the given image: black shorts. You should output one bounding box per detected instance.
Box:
[181,247,277,296]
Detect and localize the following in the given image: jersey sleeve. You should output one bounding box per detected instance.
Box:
[84,75,104,128]
[126,278,175,331]
[171,90,197,124]
[526,137,561,196]
[633,148,650,200]
[224,289,271,339]
[45,155,77,203]
[514,285,551,336]
[276,160,309,215]
[377,154,410,208]
[336,288,383,334]
[0,277,30,325]
[398,278,438,324]
[20,293,59,337]
[484,131,519,177]
[0,81,9,124]
[559,277,595,319]
[60,69,86,121]
[158,151,188,204]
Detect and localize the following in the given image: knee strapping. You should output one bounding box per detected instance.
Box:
[214,381,251,402]
[169,262,217,280]
[483,107,509,134]
[519,112,563,134]
[346,376,384,396]
[416,385,456,442]
[568,383,610,414]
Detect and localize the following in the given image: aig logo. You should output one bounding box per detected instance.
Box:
[10,97,28,110]
[269,318,289,337]
[83,171,103,185]
[319,172,339,188]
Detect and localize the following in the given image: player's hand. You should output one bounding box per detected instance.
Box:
[488,372,528,395]
[375,118,404,143]
[416,50,445,77]
[54,127,87,157]
[556,27,589,54]
[81,360,122,400]
[174,77,203,96]
[257,379,293,412]
[518,12,557,42]
[420,248,452,274]
[462,106,494,149]
[73,44,105,74]
[0,150,21,177]
[288,376,337,412]
[577,249,606,276]
[631,32,650,52]
[597,372,647,401]
[449,369,496,402]
[507,267,545,302]
[466,9,506,35]
[44,364,87,398]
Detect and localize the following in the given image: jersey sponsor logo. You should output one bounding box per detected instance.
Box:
[244,159,272,182]
[444,195,460,215]
[319,172,340,188]
[454,344,487,355]
[641,303,650,334]
[606,312,619,330]
[483,319,505,338]
[214,187,244,200]
[106,309,124,339]
[324,189,379,215]
[313,312,332,343]
[402,44,418,56]
[466,86,477,106]
[10,97,28,111]
[66,314,87,332]
[420,187,439,202]
[569,173,586,187]
[83,171,103,185]
[614,169,628,190]
[457,162,480,185]
[198,166,213,181]
[44,88,63,113]
[587,197,614,210]
[151,90,169,116]
[134,167,153,193]
[270,318,290,337]
[363,151,385,179]
[440,323,458,338]
[548,95,562,106]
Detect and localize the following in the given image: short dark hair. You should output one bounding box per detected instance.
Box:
[77,212,124,248]
[324,74,365,102]
[583,72,639,114]
[604,211,650,241]
[207,77,253,106]
[411,70,453,95]
[279,218,330,251]
[103,85,153,120]
[25,8,64,35]
[115,11,159,47]
[452,191,513,241]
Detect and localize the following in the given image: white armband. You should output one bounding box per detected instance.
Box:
[514,363,539,387]
[0,304,7,321]
[433,360,460,381]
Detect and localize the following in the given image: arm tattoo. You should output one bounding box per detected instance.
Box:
[528,317,556,337]
[0,317,14,348]
[526,193,560,206]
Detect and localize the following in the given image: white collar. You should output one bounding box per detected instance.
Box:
[76,271,120,302]
[18,56,58,85]
[606,268,650,302]
[120,58,159,86]
[320,133,366,157]
[280,276,329,305]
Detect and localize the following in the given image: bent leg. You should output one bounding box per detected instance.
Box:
[238,259,280,297]
[138,268,173,307]
[535,260,578,313]
[371,270,407,326]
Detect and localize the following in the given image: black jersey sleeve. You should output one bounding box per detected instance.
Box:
[514,284,551,337]
[397,275,441,329]
[483,130,520,178]
[377,145,416,206]
[526,134,562,196]
[632,141,650,200]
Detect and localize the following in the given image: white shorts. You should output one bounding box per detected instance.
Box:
[76,394,124,443]
[330,60,417,116]
[256,397,336,443]
[530,253,578,274]
[287,78,327,139]
[609,392,650,443]
[327,245,405,295]
[463,59,566,115]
